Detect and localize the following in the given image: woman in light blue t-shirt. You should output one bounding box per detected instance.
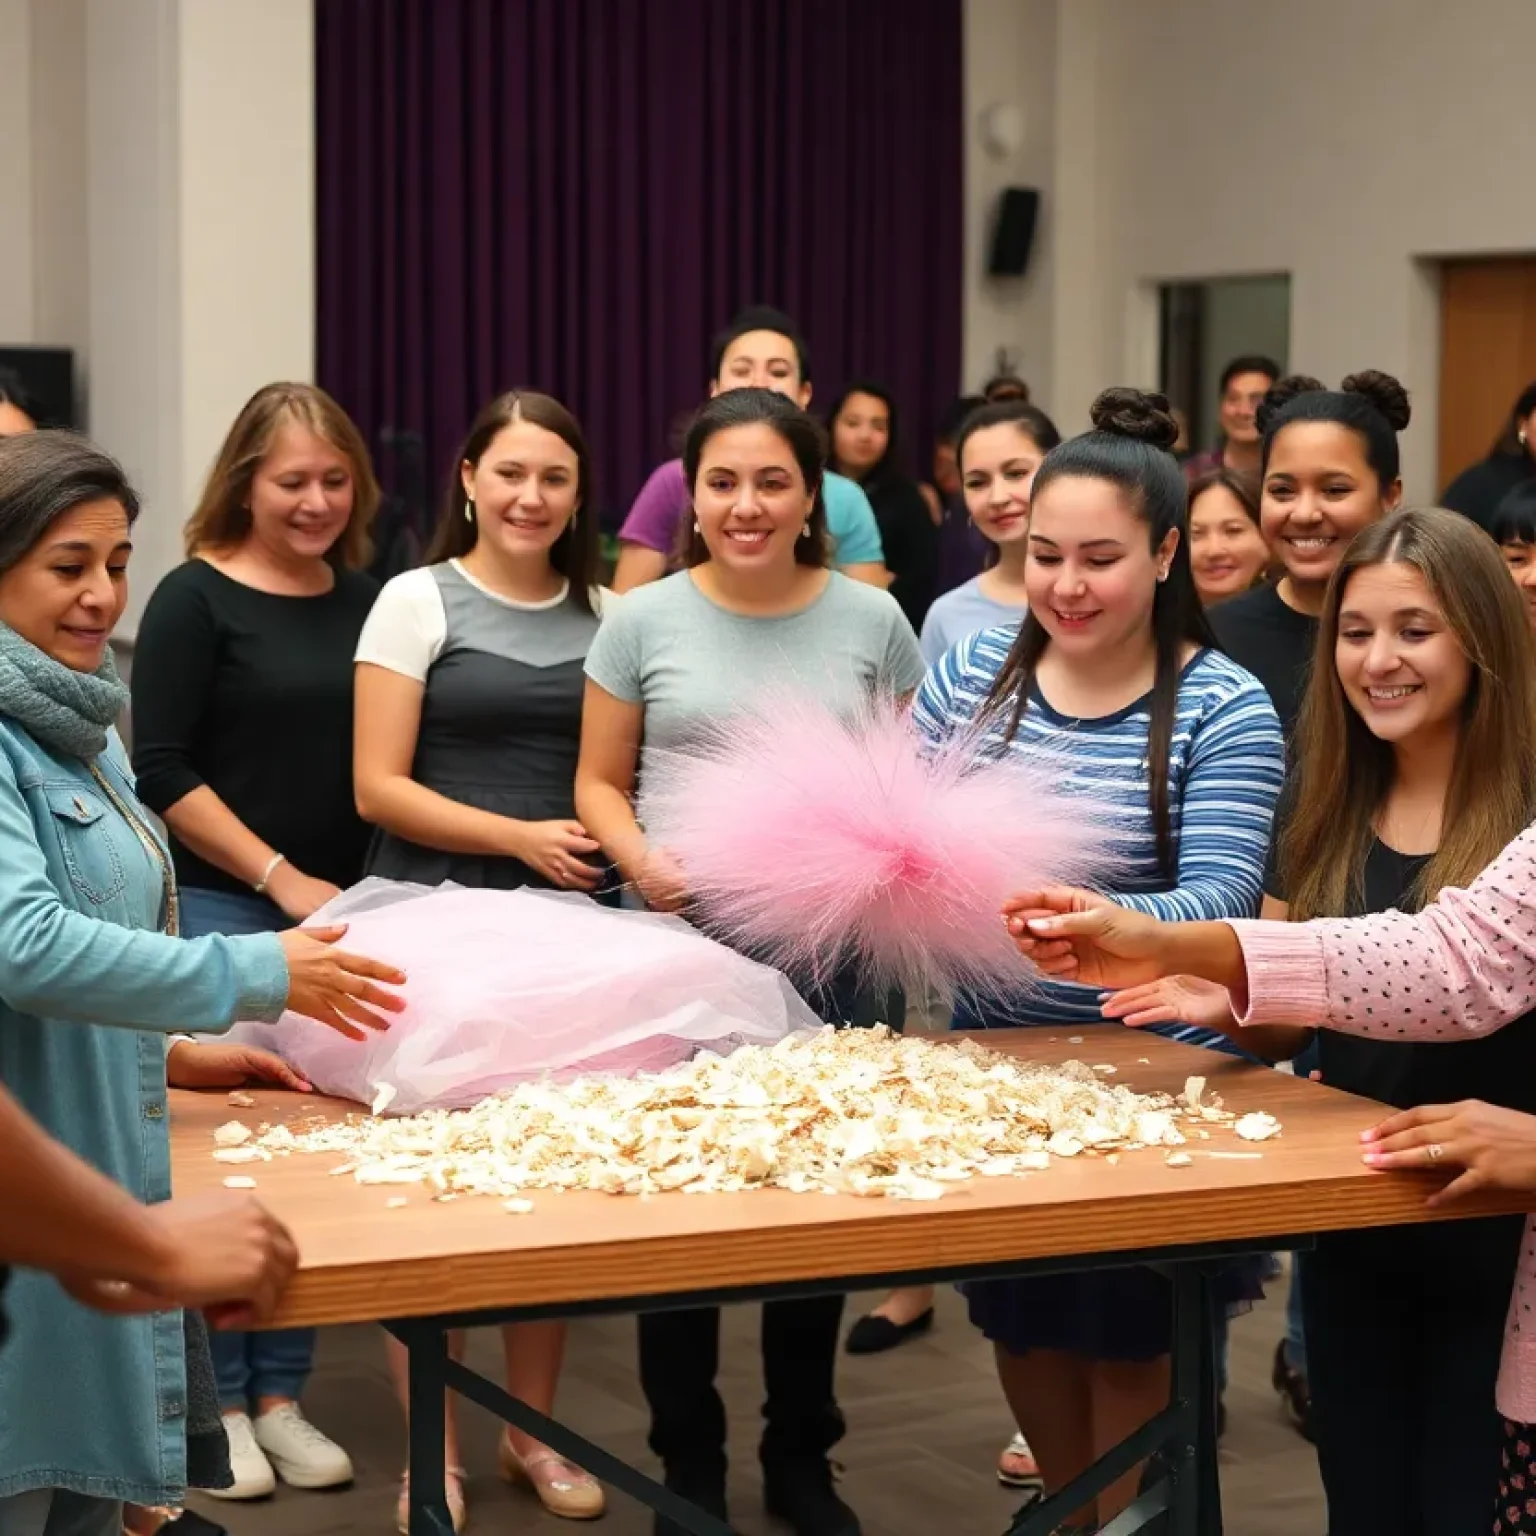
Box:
[918,400,1060,666]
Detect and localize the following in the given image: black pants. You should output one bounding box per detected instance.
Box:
[638,1295,847,1474]
[1302,1214,1523,1536]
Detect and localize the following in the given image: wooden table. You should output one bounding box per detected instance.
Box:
[170,1026,1530,1536]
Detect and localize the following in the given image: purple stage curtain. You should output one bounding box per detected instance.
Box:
[315,0,962,527]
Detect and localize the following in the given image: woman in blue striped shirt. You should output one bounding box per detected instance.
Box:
[916,388,1284,1533]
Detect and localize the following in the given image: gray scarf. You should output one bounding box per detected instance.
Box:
[0,622,129,759]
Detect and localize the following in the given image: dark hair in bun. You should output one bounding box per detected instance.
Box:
[1088,387,1181,451]
[1258,369,1410,487]
[982,384,1214,878]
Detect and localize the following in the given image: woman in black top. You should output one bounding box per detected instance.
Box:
[130,382,380,1501]
[1210,372,1408,738]
[1110,509,1536,1535]
[826,381,940,629]
[1441,380,1536,532]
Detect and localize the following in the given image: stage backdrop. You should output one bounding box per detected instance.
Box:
[316,0,962,537]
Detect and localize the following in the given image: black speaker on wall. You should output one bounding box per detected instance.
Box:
[988,187,1039,278]
[0,346,77,429]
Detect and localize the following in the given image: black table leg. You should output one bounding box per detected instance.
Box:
[394,1319,457,1536]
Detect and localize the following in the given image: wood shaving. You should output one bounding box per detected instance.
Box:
[231,1027,1280,1203]
[385,1197,410,1209]
[1234,1112,1282,1142]
[222,1175,257,1189]
[212,1145,265,1164]
[213,1121,252,1147]
[227,1092,256,1109]
[1165,1152,1193,1168]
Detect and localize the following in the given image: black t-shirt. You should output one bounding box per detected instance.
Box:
[130,560,380,896]
[1210,583,1319,741]
[1269,833,1536,1114]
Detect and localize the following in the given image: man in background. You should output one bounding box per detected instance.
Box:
[1183,354,1280,481]
[612,306,888,594]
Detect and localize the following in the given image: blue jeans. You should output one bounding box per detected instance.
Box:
[180,886,318,1409]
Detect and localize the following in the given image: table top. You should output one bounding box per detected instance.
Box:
[170,1026,1531,1327]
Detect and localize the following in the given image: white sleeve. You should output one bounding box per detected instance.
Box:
[353,568,448,683]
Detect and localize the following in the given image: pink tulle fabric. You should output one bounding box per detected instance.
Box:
[228,881,819,1113]
[638,691,1116,1002]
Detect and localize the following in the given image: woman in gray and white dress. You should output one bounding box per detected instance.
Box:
[352,390,608,1528]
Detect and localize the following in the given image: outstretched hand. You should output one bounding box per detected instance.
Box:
[1002,887,1172,990]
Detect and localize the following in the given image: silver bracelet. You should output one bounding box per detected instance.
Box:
[254,853,287,894]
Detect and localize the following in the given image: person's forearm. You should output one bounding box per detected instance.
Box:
[355,773,525,858]
[575,776,649,879]
[839,562,890,589]
[163,785,286,888]
[1160,921,1250,997]
[612,544,667,594]
[0,1084,175,1286]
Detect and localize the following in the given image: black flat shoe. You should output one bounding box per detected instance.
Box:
[843,1306,934,1355]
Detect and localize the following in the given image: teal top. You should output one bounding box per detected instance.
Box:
[0,718,289,1506]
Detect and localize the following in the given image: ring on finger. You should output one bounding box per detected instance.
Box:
[1426,1142,1445,1164]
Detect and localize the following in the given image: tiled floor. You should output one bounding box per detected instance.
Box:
[192,1283,1324,1536]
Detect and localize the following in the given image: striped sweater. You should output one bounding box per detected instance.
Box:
[913,627,1285,1036]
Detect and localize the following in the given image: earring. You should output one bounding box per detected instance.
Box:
[464,493,475,523]
[693,519,701,536]
[802,521,812,538]
[1521,428,1529,447]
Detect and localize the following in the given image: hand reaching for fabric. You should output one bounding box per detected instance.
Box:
[1100,975,1237,1031]
[166,1039,311,1093]
[1362,1099,1536,1206]
[279,924,406,1040]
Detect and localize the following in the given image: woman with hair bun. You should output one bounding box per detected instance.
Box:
[913,389,1283,1531]
[1211,371,1410,738]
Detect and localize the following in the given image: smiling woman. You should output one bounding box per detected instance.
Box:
[0,430,402,1535]
[1210,371,1410,738]
[129,383,389,1499]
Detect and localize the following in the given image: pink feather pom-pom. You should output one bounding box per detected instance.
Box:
[637,690,1117,1005]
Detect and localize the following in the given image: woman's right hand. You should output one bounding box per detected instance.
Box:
[1100,975,1237,1032]
[1002,887,1171,989]
[509,820,603,891]
[636,848,688,913]
[278,924,406,1040]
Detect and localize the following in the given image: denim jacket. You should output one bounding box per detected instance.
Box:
[0,718,288,1506]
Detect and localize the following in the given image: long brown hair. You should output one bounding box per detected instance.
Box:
[1283,508,1536,920]
[424,390,599,612]
[183,382,379,569]
[981,388,1215,877]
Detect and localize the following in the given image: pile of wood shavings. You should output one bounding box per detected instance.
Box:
[219,1026,1280,1205]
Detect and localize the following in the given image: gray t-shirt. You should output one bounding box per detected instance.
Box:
[918,575,1025,666]
[585,571,926,761]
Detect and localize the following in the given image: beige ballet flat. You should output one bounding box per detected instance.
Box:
[396,1466,468,1534]
[498,1432,605,1520]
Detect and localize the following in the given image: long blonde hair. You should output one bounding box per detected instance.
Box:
[184,382,379,569]
[1282,508,1536,920]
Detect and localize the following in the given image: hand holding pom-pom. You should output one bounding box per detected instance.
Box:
[636,847,689,913]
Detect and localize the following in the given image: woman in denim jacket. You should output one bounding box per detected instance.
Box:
[0,432,403,1536]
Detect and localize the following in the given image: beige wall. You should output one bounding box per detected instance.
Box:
[2,0,314,632]
[1035,0,1536,494]
[962,0,1056,396]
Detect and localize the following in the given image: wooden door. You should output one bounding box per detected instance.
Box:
[1439,257,1536,491]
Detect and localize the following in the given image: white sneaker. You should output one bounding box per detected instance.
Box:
[253,1402,354,1490]
[203,1411,276,1500]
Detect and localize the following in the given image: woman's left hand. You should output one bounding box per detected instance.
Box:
[166,1040,311,1093]
[1361,1099,1536,1206]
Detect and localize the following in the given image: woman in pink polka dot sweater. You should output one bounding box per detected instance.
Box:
[1005,826,1536,1534]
